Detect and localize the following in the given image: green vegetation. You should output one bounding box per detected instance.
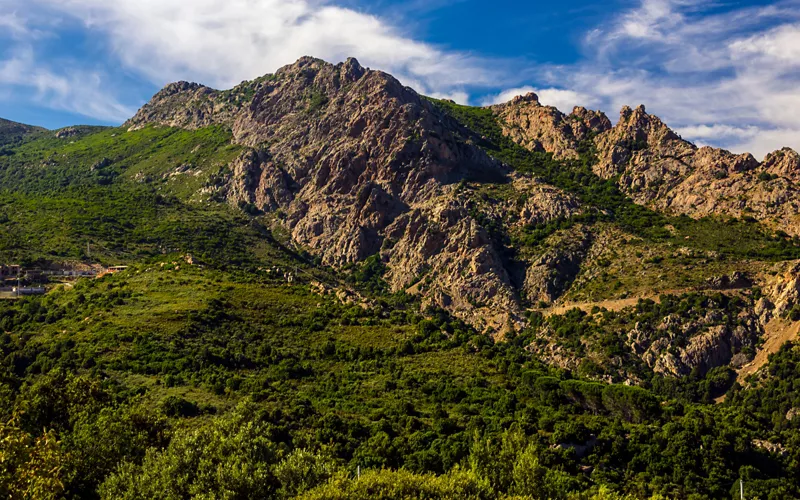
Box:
[526,292,757,400]
[0,125,253,266]
[0,117,798,499]
[0,263,796,498]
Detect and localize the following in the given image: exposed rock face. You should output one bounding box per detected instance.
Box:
[703,272,753,291]
[524,226,592,304]
[382,194,520,331]
[495,100,800,235]
[225,149,294,211]
[510,175,582,227]
[492,93,611,160]
[631,307,763,377]
[129,57,529,329]
[763,262,800,318]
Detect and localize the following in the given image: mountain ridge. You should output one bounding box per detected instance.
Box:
[110,56,800,334]
[4,56,800,498]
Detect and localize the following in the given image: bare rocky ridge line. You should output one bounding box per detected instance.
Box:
[494,93,800,236]
[128,56,552,332]
[125,55,800,382]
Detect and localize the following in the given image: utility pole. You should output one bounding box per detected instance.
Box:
[740,479,744,500]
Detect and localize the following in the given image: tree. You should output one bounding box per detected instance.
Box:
[0,416,66,500]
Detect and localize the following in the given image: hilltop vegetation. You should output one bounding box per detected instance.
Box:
[1,262,799,499]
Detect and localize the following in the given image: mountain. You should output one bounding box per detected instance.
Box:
[2,56,800,498]
[497,93,800,235]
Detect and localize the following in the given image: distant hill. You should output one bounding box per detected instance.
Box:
[0,117,46,146]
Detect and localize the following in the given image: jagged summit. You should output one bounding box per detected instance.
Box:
[122,55,800,329]
[128,56,528,330]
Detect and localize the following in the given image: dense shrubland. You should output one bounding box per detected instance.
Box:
[0,116,798,498]
[0,266,797,498]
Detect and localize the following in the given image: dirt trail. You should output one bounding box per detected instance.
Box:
[542,296,649,316]
[738,318,800,382]
[714,317,800,404]
[534,287,751,317]
[535,288,711,317]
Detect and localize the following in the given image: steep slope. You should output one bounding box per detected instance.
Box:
[127,57,585,331]
[118,56,800,368]
[596,106,800,234]
[495,97,800,236]
[491,92,611,160]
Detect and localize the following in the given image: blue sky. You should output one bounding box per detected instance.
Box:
[1,0,799,157]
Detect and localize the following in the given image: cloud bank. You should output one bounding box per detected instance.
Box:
[28,0,505,100]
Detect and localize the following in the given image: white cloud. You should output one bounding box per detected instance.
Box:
[532,0,800,157]
[0,12,29,38]
[4,0,800,157]
[29,0,501,99]
[673,124,760,142]
[732,128,800,160]
[0,46,135,123]
[480,86,537,106]
[730,24,800,66]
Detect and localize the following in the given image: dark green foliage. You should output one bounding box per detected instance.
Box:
[0,269,795,498]
[0,116,798,498]
[348,254,389,294]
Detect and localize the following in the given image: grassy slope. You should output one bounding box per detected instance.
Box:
[0,125,252,266]
[0,117,798,498]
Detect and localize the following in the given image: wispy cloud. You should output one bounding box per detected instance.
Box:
[4,0,800,157]
[538,0,800,158]
[0,45,135,123]
[480,86,600,113]
[30,0,507,101]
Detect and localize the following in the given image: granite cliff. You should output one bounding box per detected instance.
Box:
[126,56,800,378]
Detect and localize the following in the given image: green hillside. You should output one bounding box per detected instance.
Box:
[1,119,799,500]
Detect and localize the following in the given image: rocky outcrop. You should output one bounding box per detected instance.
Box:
[225,149,294,211]
[631,306,763,377]
[495,99,800,236]
[703,272,753,291]
[382,194,521,331]
[129,57,535,329]
[524,226,592,304]
[492,93,611,160]
[510,175,582,227]
[763,262,800,318]
[593,107,800,235]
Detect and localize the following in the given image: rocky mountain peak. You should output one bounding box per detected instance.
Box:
[614,104,681,146]
[763,147,800,180]
[511,92,540,105]
[492,93,610,160]
[341,57,366,82]
[121,55,800,329]
[569,106,613,139]
[126,56,529,331]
